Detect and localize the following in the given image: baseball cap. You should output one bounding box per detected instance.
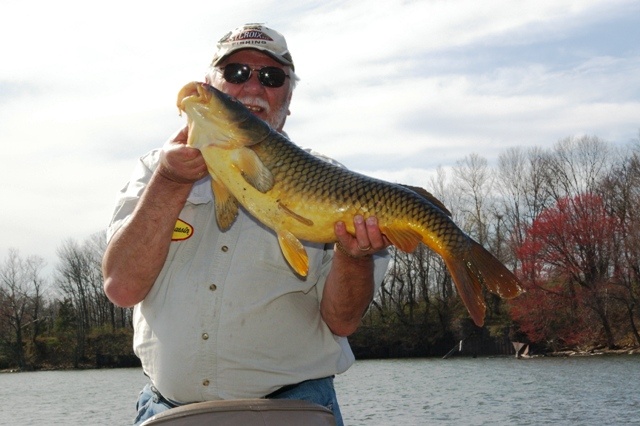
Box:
[211,23,294,71]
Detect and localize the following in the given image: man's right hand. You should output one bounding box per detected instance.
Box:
[157,126,209,184]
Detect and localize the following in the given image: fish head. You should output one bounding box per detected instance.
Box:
[177,81,272,149]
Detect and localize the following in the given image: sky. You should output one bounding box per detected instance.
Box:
[1,0,639,276]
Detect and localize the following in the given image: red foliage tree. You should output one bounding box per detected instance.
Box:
[510,193,624,349]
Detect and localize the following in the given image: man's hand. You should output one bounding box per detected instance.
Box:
[156,126,208,184]
[333,215,390,259]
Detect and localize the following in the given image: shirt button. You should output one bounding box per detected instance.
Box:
[209,284,217,291]
[202,333,209,340]
[202,379,210,386]
[221,245,229,252]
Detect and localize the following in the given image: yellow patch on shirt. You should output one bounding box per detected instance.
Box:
[172,219,193,241]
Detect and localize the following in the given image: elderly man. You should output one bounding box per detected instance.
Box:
[102,23,389,425]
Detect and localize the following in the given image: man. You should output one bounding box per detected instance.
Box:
[102,24,390,425]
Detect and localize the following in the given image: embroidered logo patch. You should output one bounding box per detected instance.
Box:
[172,219,193,241]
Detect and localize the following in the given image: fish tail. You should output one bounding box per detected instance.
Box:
[444,240,523,327]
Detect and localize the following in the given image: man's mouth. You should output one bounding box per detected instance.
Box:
[238,96,270,115]
[244,104,265,113]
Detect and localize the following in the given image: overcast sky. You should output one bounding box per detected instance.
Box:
[1,0,639,275]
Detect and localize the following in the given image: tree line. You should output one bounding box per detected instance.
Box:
[2,134,639,370]
[352,134,640,356]
[0,237,133,370]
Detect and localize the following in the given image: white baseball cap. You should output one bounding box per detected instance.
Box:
[211,23,294,71]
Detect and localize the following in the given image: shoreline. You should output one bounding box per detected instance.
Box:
[542,346,640,357]
[2,346,638,373]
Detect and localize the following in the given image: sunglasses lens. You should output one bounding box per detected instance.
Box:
[222,64,288,88]
[223,64,251,84]
[258,67,287,88]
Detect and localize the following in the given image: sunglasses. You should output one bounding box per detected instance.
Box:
[219,63,290,88]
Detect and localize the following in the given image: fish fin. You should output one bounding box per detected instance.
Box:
[277,230,309,277]
[399,184,452,217]
[444,255,486,327]
[231,148,274,193]
[278,203,314,226]
[445,240,524,327]
[465,241,524,299]
[210,176,239,231]
[380,226,423,253]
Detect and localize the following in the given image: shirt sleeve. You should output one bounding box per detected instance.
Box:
[105,150,159,243]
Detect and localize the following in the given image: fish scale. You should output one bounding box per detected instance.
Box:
[259,139,443,236]
[177,81,523,326]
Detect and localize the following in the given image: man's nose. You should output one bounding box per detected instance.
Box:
[241,72,265,94]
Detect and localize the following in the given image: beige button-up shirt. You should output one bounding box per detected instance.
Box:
[107,149,389,403]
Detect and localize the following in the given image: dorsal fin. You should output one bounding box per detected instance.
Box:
[399,184,451,217]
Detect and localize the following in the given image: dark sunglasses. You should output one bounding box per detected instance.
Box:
[219,63,290,88]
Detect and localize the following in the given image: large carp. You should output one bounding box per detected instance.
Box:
[176,82,522,326]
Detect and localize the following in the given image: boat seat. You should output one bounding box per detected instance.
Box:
[140,398,336,425]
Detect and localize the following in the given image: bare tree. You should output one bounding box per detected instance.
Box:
[600,144,640,345]
[0,249,46,369]
[496,146,553,262]
[55,239,96,365]
[24,255,46,351]
[543,135,612,202]
[452,153,494,245]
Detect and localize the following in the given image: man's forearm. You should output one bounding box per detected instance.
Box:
[102,171,193,307]
[320,249,375,337]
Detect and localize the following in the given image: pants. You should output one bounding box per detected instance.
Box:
[133,377,343,425]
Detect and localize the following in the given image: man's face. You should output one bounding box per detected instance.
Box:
[209,49,293,132]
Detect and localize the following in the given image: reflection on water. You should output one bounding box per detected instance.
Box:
[1,356,638,425]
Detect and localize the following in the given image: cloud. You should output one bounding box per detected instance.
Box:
[1,0,639,275]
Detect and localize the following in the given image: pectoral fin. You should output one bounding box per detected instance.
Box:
[210,175,239,230]
[231,148,274,193]
[379,226,422,253]
[277,230,309,277]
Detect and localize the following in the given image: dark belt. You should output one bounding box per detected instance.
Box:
[150,385,182,409]
[151,382,299,405]
[264,382,301,398]
[152,377,326,404]
[265,375,334,399]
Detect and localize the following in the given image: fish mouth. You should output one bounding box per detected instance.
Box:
[176,81,212,112]
[176,81,273,149]
[177,82,269,119]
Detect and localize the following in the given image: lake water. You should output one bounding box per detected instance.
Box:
[1,356,638,425]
